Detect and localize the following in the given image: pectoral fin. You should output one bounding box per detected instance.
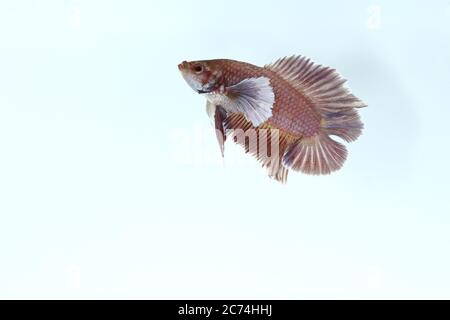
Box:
[226,77,275,127]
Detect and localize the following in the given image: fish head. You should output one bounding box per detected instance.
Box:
[178,60,222,94]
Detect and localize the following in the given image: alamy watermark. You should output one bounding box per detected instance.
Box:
[170,126,281,169]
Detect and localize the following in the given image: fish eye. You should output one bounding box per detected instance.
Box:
[193,64,204,74]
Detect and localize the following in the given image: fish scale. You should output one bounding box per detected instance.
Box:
[212,59,321,137]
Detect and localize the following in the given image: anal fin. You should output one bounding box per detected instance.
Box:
[224,113,293,183]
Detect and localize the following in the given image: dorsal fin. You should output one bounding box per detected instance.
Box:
[265,55,366,108]
[265,55,366,142]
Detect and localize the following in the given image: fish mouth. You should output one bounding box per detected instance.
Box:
[178,61,188,71]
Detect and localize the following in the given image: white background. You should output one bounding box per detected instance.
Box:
[0,0,449,299]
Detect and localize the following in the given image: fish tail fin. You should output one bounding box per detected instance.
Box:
[321,108,364,142]
[282,133,348,175]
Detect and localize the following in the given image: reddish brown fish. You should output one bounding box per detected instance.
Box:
[178,55,366,183]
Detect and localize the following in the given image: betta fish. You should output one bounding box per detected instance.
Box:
[178,55,366,183]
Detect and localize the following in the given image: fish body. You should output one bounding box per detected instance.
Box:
[178,56,366,183]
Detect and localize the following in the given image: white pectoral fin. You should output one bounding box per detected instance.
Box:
[227,77,275,127]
